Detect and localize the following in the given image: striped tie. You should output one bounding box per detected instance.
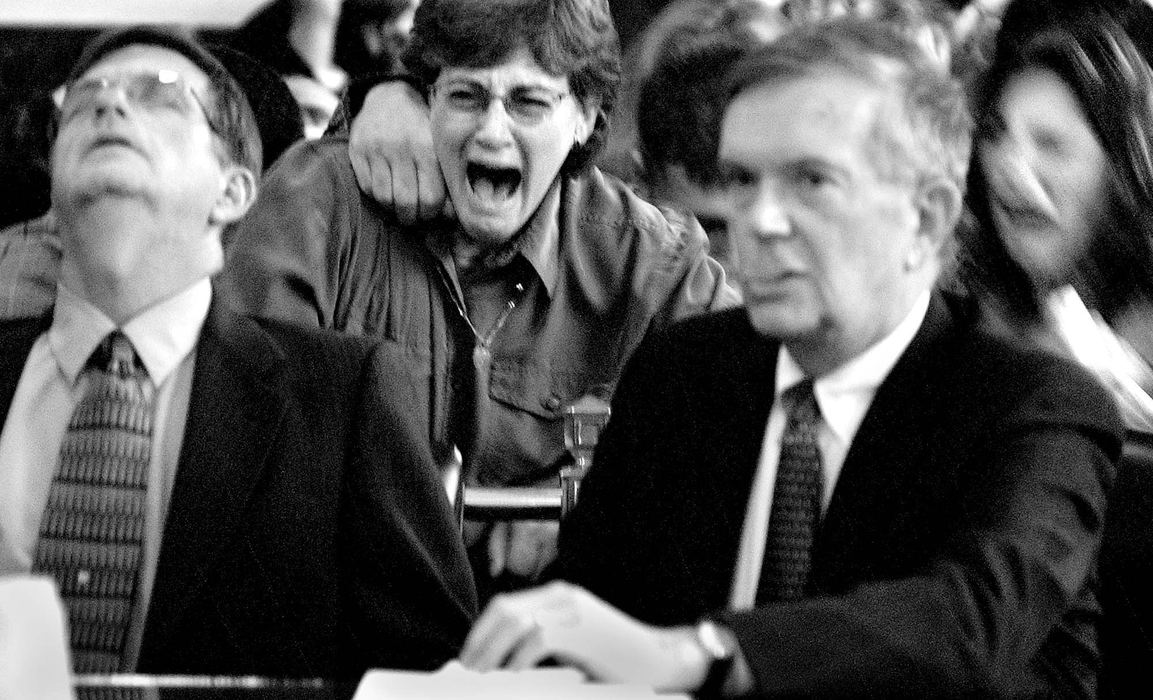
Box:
[34,330,153,672]
[757,379,823,603]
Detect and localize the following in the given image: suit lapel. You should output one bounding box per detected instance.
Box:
[689,313,779,596]
[0,316,52,427]
[812,292,959,586]
[709,321,779,529]
[142,301,288,639]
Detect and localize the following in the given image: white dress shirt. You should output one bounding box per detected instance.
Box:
[0,278,210,668]
[729,292,931,609]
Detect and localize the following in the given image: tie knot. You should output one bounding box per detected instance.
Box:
[89,331,144,379]
[784,378,820,424]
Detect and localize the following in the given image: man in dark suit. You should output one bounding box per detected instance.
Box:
[455,18,1123,698]
[0,27,475,677]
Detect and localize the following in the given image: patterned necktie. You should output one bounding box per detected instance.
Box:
[757,378,824,603]
[34,331,154,673]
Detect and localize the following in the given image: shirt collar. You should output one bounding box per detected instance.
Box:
[49,278,212,387]
[426,178,562,297]
[517,180,561,296]
[775,291,930,443]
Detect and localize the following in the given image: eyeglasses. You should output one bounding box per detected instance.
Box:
[56,69,220,136]
[430,80,570,126]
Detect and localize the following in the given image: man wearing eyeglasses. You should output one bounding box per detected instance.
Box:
[0,27,475,677]
[220,0,739,596]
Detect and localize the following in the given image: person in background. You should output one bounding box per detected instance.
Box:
[632,42,749,270]
[606,0,789,272]
[0,26,473,676]
[947,6,1153,692]
[455,17,1122,698]
[232,0,347,138]
[952,0,1153,430]
[597,0,788,183]
[335,0,421,78]
[221,0,737,598]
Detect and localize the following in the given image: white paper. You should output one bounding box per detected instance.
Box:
[354,662,688,700]
[0,576,74,700]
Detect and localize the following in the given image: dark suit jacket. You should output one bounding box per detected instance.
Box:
[0,300,477,678]
[1100,432,1153,697]
[558,292,1123,698]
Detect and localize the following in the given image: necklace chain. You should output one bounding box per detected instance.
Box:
[436,264,527,369]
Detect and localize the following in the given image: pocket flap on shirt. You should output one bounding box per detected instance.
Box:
[489,358,612,420]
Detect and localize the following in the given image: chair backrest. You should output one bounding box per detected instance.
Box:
[459,396,611,525]
[1100,430,1153,696]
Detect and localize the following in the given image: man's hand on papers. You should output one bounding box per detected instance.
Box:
[458,582,710,693]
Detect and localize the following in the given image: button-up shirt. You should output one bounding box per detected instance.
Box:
[220,137,739,488]
[0,279,209,668]
[729,292,930,609]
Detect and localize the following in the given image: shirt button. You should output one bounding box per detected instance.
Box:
[543,396,562,411]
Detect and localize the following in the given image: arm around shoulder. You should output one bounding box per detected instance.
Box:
[649,206,741,327]
[219,139,359,329]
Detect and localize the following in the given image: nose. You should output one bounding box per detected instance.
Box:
[89,82,130,120]
[743,180,791,240]
[473,98,515,147]
[981,139,1047,205]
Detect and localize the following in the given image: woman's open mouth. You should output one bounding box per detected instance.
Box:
[467,162,522,202]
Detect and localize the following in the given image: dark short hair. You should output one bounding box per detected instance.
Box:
[725,17,972,195]
[637,41,747,188]
[402,0,621,173]
[63,26,263,175]
[960,3,1153,325]
[631,0,786,189]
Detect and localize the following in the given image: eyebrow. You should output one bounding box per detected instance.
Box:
[436,76,562,91]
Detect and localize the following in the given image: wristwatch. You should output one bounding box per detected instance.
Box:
[694,619,739,697]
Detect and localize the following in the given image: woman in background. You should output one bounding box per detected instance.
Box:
[955,0,1153,429]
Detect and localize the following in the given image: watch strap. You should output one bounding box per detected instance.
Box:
[695,619,737,698]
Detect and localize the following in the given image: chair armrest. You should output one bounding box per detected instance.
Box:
[462,487,563,521]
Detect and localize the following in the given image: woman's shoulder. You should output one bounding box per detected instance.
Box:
[562,166,708,253]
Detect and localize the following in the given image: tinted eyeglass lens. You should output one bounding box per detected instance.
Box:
[61,70,192,121]
[436,83,568,125]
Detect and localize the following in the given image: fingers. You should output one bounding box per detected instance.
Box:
[458,583,691,690]
[503,521,560,579]
[345,80,447,222]
[503,628,551,671]
[349,140,440,225]
[460,591,544,671]
[390,158,421,226]
[349,140,387,209]
[488,521,509,578]
[415,154,448,221]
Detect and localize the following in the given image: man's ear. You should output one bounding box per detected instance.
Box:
[208,165,257,227]
[907,176,962,270]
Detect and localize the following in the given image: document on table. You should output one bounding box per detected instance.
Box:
[0,576,73,700]
[353,662,691,699]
